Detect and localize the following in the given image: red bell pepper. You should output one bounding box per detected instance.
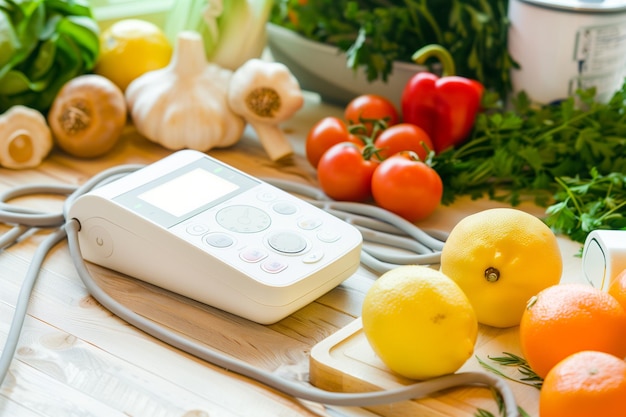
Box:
[401,45,484,153]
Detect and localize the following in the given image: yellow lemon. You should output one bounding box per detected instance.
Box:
[440,208,563,328]
[362,265,478,380]
[94,19,172,91]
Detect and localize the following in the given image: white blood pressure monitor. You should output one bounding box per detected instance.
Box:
[68,150,363,324]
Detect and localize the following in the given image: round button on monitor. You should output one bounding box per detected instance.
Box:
[267,231,307,254]
[216,205,271,233]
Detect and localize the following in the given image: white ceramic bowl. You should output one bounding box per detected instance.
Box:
[266,23,426,107]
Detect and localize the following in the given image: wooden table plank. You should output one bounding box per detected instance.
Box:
[0,93,586,417]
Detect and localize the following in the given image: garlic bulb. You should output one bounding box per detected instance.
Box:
[125,31,245,152]
[228,59,304,161]
[0,105,53,169]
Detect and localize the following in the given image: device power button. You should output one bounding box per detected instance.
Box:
[87,225,113,258]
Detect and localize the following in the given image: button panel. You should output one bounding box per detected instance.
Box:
[168,183,351,286]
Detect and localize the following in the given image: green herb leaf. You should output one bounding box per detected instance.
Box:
[545,171,626,243]
[434,82,626,243]
[0,0,99,113]
[270,0,515,98]
[474,386,532,417]
[476,352,543,389]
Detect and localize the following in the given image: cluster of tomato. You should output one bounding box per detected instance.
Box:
[305,94,443,223]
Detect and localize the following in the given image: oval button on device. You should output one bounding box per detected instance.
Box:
[240,247,268,263]
[186,223,209,236]
[298,216,322,230]
[262,259,288,273]
[203,233,234,248]
[303,251,324,264]
[267,231,307,254]
[272,201,297,215]
[87,225,113,258]
[317,229,340,243]
[257,190,277,202]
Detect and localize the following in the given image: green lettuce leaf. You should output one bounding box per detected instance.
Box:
[0,0,99,113]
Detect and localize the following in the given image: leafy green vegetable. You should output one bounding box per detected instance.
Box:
[166,0,273,70]
[0,0,99,113]
[432,82,626,243]
[545,170,626,243]
[270,0,516,99]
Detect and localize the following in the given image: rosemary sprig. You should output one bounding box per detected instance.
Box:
[474,386,532,417]
[476,352,543,389]
[475,406,532,417]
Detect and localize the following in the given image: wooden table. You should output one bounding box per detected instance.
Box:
[0,93,584,417]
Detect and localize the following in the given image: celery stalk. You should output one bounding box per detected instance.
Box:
[165,0,272,70]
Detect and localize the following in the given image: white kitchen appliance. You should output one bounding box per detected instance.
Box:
[508,0,626,104]
[67,149,362,324]
[582,229,626,291]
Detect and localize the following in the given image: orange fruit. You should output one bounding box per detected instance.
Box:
[440,208,563,328]
[520,283,626,379]
[540,350,626,417]
[361,265,478,380]
[609,268,626,311]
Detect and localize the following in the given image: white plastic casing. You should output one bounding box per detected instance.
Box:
[507,0,626,104]
[67,150,363,324]
[582,230,626,291]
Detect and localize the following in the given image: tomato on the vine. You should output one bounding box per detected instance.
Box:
[305,116,361,168]
[317,142,378,202]
[374,123,434,161]
[371,152,443,222]
[344,94,399,135]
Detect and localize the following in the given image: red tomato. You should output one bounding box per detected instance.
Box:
[371,153,443,222]
[317,142,378,202]
[344,94,399,135]
[305,116,361,168]
[374,123,434,161]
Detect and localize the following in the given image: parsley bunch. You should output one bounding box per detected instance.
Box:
[270,0,516,99]
[545,170,626,243]
[433,83,626,243]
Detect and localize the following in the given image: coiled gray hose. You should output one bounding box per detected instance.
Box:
[0,164,520,417]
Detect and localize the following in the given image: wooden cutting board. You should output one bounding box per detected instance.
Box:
[310,318,540,417]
